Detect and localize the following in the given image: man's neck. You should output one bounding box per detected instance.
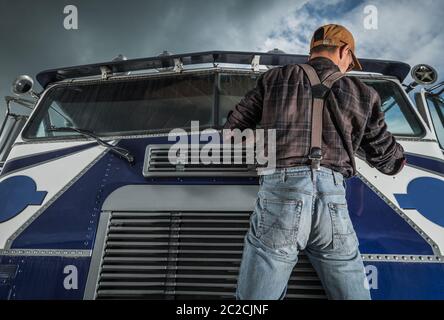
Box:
[309,54,338,66]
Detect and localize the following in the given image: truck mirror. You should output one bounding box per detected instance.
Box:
[12,75,35,95]
[411,64,438,85]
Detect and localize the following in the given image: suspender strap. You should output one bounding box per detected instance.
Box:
[322,71,346,87]
[299,63,344,170]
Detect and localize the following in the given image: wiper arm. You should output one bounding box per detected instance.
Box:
[48,126,135,165]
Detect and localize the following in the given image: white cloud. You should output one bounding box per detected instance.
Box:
[259,0,444,85]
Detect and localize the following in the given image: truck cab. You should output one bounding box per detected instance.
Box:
[0,51,443,300]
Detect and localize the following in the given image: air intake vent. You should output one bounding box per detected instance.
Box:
[143,144,258,177]
[95,211,326,300]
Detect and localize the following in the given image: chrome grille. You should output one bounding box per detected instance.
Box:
[95,211,327,299]
[143,144,257,177]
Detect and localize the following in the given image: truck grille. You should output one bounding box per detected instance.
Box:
[143,144,257,177]
[95,211,327,299]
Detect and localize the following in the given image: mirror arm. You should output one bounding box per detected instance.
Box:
[405,81,419,93]
[29,90,40,99]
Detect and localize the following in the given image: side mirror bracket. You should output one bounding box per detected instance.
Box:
[11,75,40,99]
[405,64,438,93]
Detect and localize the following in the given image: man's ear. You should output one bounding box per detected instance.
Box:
[339,44,349,60]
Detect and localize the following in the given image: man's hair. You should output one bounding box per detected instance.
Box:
[309,44,338,55]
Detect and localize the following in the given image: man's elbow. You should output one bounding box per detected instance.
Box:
[377,156,407,175]
[377,142,406,175]
[361,140,406,175]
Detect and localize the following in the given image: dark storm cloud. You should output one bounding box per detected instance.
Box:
[0,0,301,118]
[2,0,442,122]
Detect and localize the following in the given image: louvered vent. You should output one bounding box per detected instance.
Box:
[95,211,327,299]
[143,144,258,177]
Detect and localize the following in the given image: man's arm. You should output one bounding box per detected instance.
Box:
[359,87,406,175]
[222,72,265,132]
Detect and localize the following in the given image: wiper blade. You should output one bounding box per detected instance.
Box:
[48,126,135,165]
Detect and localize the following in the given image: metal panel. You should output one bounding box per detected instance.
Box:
[91,210,327,300]
[101,185,259,212]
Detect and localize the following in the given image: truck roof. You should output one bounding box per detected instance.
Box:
[36,50,411,88]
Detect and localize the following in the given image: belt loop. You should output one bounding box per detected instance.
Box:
[281,168,287,183]
[332,169,338,186]
[310,167,316,183]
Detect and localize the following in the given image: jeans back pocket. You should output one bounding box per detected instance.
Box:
[256,196,303,249]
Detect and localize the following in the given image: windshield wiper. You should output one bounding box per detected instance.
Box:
[48,126,135,165]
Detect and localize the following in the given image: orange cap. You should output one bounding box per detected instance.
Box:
[310,24,362,71]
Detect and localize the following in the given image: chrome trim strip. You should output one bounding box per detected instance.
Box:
[0,249,91,257]
[84,211,111,300]
[361,254,443,263]
[396,138,437,142]
[15,133,438,146]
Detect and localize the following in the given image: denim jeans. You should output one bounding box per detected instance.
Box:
[235,165,371,300]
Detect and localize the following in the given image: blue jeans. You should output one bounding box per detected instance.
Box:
[235,165,371,300]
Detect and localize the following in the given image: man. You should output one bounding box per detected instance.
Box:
[222,24,406,300]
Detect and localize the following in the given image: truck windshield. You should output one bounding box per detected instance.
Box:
[24,72,215,139]
[23,71,423,139]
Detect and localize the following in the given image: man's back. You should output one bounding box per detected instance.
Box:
[232,23,406,301]
[223,56,405,178]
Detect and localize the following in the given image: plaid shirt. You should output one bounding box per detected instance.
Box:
[222,56,405,178]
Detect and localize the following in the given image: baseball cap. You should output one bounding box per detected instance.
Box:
[310,24,362,71]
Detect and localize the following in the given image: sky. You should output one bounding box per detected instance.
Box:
[0,0,443,121]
